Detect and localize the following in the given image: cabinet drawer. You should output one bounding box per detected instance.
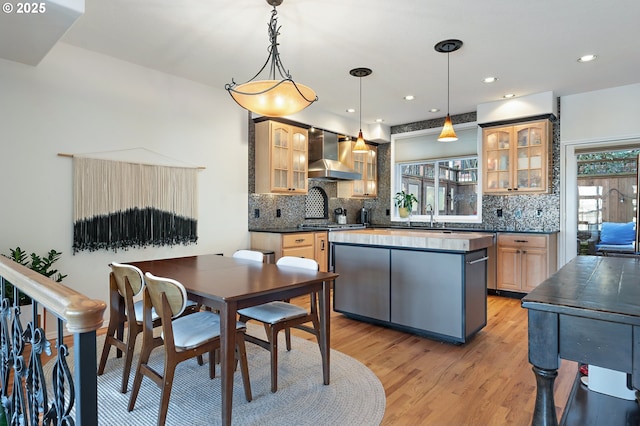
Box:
[282,233,314,248]
[282,246,315,259]
[498,233,547,248]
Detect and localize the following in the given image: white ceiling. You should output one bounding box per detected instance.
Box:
[3,0,640,126]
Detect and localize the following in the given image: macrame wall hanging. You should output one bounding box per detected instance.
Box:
[62,149,202,253]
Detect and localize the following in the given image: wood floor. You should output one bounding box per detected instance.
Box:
[291,294,577,426]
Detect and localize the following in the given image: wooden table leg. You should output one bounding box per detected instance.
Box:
[220,303,237,426]
[532,366,558,426]
[319,280,331,385]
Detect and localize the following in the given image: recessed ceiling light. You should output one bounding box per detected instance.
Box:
[429,108,440,113]
[346,108,356,113]
[483,77,498,83]
[503,93,516,99]
[578,54,597,63]
[375,118,384,123]
[404,95,415,101]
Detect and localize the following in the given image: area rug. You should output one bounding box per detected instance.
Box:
[44,325,385,425]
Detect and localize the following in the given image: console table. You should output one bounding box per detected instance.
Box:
[522,256,640,426]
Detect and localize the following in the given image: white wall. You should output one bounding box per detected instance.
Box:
[559,83,640,266]
[0,43,250,324]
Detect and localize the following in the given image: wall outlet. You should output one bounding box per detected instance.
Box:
[537,208,543,216]
[497,208,503,218]
[386,209,390,216]
[254,208,260,218]
[276,208,281,218]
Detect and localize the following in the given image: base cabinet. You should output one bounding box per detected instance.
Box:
[333,245,390,321]
[333,244,487,343]
[250,231,328,272]
[496,233,557,293]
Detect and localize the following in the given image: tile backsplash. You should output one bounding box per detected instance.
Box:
[249,110,561,232]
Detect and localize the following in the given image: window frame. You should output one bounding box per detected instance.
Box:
[390,122,482,225]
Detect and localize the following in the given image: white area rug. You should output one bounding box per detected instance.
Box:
[45,325,385,425]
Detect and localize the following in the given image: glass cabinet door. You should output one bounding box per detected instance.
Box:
[271,124,290,191]
[290,129,308,192]
[364,147,377,196]
[484,128,512,192]
[514,122,547,192]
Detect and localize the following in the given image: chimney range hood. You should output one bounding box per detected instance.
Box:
[307,130,361,180]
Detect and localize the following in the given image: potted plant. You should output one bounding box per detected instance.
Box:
[2,247,67,328]
[394,191,418,218]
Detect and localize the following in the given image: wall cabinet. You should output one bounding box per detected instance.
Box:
[483,119,551,194]
[337,142,377,198]
[250,231,328,272]
[496,233,557,293]
[255,120,308,194]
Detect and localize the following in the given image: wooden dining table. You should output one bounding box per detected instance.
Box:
[129,254,338,426]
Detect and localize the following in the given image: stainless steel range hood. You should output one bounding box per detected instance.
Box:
[307,130,361,180]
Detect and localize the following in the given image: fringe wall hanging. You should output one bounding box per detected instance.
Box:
[70,155,200,253]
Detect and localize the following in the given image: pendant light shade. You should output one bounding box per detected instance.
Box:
[435,39,463,142]
[438,114,458,142]
[350,67,372,153]
[225,0,317,117]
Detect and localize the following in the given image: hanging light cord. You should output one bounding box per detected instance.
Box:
[359,76,363,131]
[446,51,450,115]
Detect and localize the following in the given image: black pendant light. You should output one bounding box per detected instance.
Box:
[435,39,463,142]
[350,67,372,153]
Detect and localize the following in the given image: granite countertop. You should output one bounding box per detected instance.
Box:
[250,225,559,235]
[328,228,495,252]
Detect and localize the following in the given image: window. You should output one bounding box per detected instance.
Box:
[391,123,481,224]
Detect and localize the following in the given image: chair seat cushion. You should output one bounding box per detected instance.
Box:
[133,300,159,323]
[238,301,307,324]
[170,311,245,350]
[596,243,636,253]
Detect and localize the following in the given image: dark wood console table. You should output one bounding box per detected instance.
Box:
[522,256,640,426]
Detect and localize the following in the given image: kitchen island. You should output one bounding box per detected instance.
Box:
[330,228,494,343]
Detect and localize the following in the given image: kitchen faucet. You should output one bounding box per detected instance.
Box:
[426,204,434,227]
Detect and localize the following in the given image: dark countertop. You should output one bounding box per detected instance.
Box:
[249,225,559,235]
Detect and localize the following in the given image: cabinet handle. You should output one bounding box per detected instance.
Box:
[514,240,529,243]
[295,239,305,243]
[321,240,325,250]
[467,256,489,265]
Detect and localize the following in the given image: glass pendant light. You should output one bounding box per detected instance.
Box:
[350,67,372,153]
[435,39,463,142]
[225,0,317,117]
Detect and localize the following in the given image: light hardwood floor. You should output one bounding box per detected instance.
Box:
[291,293,577,426]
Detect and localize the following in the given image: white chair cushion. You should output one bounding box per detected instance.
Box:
[238,301,307,324]
[133,300,159,323]
[169,311,246,350]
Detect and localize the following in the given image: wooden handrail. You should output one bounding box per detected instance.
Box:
[0,257,106,333]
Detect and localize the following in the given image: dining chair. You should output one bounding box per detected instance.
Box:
[232,249,265,262]
[236,255,321,393]
[98,262,200,393]
[128,272,252,426]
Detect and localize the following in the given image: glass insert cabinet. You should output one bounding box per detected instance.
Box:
[482,119,551,194]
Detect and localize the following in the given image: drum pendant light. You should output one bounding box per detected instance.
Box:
[435,39,463,142]
[350,67,372,153]
[225,0,317,117]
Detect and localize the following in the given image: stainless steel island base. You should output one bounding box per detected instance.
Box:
[332,243,488,344]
